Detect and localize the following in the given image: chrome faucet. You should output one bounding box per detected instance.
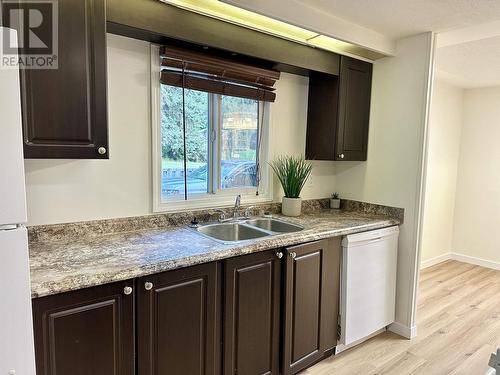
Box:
[233,194,241,219]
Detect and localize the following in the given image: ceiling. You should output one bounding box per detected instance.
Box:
[436,35,500,88]
[294,0,500,39]
[221,0,500,86]
[285,0,500,88]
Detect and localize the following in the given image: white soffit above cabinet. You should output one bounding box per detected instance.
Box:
[221,0,395,55]
[159,0,390,60]
[223,0,500,54]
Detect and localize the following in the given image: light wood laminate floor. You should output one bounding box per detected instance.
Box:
[306,260,500,375]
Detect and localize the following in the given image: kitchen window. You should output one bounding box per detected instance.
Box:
[151,45,278,212]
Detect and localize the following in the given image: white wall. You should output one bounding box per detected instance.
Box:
[24,34,336,226]
[452,87,500,265]
[269,74,337,200]
[420,80,463,264]
[333,33,434,337]
[420,83,500,269]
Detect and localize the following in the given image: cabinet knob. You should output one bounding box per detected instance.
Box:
[338,153,345,159]
[97,147,107,155]
[144,282,154,291]
[289,252,297,259]
[123,286,133,295]
[276,251,283,259]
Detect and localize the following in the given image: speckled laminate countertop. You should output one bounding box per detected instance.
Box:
[29,209,399,298]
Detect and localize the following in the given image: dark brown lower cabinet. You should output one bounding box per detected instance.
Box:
[137,262,220,375]
[282,238,342,375]
[32,280,135,375]
[224,250,282,375]
[32,237,344,375]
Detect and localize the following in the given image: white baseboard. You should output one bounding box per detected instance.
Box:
[335,328,386,354]
[420,253,452,269]
[420,252,500,271]
[451,253,500,271]
[388,321,417,339]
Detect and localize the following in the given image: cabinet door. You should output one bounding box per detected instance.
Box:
[282,238,341,375]
[138,262,220,375]
[15,0,108,158]
[32,280,135,375]
[305,71,339,161]
[224,250,282,375]
[336,56,373,161]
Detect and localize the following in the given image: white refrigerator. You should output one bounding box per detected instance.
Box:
[0,27,37,375]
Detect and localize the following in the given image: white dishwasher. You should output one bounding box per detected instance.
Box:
[339,226,399,346]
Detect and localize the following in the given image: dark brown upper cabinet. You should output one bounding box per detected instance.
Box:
[32,280,135,375]
[337,56,373,160]
[223,250,282,375]
[282,238,341,375]
[19,0,108,159]
[137,262,221,375]
[306,56,373,161]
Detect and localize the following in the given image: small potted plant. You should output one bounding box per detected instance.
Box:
[270,155,313,217]
[330,192,341,209]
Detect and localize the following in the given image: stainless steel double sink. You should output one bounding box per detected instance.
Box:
[193,218,303,243]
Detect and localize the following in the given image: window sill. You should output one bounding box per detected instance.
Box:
[153,193,273,213]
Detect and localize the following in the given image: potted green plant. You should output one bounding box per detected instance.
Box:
[270,155,313,217]
[330,192,341,209]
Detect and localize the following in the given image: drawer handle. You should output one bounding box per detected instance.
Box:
[123,286,133,295]
[276,251,283,259]
[144,282,154,291]
[289,251,297,259]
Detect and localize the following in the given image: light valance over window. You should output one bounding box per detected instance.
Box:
[160,46,281,102]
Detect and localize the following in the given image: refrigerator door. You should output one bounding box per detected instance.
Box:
[0,227,36,375]
[0,27,27,226]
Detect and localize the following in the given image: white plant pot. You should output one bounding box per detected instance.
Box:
[282,197,302,217]
[330,198,341,209]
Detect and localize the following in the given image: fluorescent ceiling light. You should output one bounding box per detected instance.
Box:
[160,0,387,61]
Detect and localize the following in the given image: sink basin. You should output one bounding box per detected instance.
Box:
[196,222,270,242]
[245,218,304,233]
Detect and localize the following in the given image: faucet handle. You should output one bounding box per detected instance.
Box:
[244,206,256,219]
[189,217,200,228]
[213,209,226,222]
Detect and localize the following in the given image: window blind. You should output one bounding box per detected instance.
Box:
[160,46,280,102]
